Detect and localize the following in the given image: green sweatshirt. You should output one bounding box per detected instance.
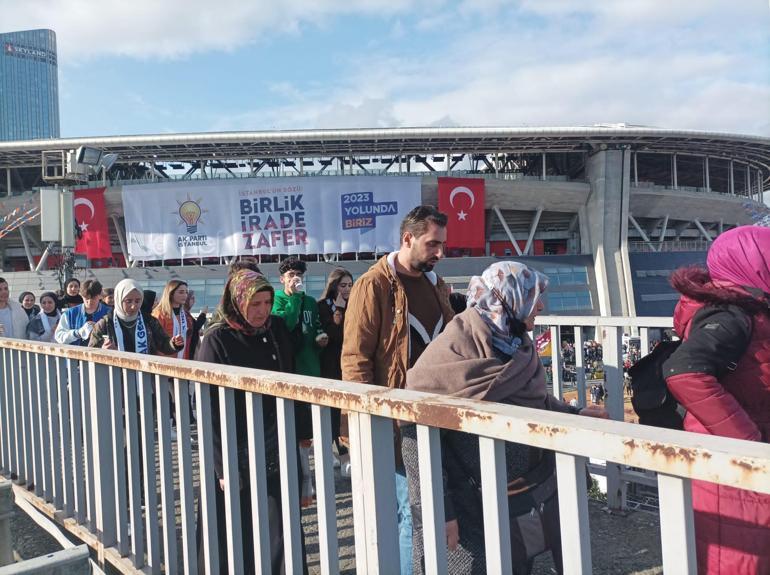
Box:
[272,290,323,377]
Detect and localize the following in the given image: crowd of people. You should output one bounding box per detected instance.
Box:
[0,208,767,574]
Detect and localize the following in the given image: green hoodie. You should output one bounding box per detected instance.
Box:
[272,289,323,377]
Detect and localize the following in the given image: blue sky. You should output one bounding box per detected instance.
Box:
[2,0,769,137]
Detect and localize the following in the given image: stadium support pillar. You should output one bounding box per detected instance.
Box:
[110,215,130,268]
[672,154,678,190]
[492,205,523,256]
[524,207,543,255]
[19,226,35,271]
[659,214,669,245]
[729,160,735,195]
[633,152,639,187]
[704,157,710,191]
[541,153,546,181]
[694,219,713,242]
[584,149,633,316]
[628,215,657,252]
[5,168,10,196]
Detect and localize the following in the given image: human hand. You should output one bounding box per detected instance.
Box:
[446,519,460,550]
[332,309,343,326]
[334,294,347,308]
[316,333,329,348]
[101,336,117,350]
[579,405,610,419]
[172,334,185,348]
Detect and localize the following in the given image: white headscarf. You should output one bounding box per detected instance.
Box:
[113,279,144,322]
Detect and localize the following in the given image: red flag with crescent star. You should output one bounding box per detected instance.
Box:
[438,177,485,248]
[73,187,112,259]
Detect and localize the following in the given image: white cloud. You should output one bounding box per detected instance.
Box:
[0,0,419,60]
[208,3,770,135]
[6,0,765,135]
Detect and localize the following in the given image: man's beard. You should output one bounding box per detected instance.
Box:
[415,258,438,272]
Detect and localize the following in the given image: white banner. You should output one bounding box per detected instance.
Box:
[122,176,422,260]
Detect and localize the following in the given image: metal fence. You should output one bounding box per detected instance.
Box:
[0,315,768,575]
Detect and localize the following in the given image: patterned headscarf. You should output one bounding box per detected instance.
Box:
[707,226,770,296]
[211,270,274,335]
[466,261,548,355]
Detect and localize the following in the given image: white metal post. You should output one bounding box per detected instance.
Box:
[550,325,563,400]
[417,425,448,574]
[88,361,117,551]
[556,452,592,574]
[348,411,398,574]
[574,326,586,408]
[479,437,512,575]
[311,405,339,575]
[658,474,697,574]
[602,325,626,510]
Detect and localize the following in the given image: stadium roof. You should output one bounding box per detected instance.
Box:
[1,126,769,172]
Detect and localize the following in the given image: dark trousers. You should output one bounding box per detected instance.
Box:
[196,470,308,574]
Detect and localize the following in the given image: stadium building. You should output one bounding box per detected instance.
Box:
[0,125,767,317]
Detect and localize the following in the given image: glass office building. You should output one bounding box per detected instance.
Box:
[0,29,60,141]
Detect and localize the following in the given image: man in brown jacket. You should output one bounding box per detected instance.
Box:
[342,205,454,575]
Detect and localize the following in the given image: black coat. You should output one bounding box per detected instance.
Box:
[194,315,310,574]
[194,315,311,478]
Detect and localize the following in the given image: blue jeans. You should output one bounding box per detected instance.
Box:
[395,469,413,575]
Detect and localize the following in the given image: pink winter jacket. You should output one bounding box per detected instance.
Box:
[665,294,770,575]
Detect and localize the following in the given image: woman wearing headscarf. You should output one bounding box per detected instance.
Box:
[194,269,309,574]
[26,292,61,342]
[87,279,183,355]
[663,226,770,574]
[402,261,607,574]
[18,291,40,318]
[153,280,195,360]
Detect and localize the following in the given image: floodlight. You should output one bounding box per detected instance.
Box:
[100,153,118,172]
[76,146,103,166]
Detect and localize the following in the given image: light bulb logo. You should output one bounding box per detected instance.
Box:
[179,200,202,234]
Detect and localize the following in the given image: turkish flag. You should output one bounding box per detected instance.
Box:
[73,187,112,259]
[438,177,485,248]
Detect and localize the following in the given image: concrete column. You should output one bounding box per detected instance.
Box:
[730,160,735,195]
[5,168,10,197]
[584,149,633,316]
[541,153,546,181]
[633,152,638,187]
[704,157,710,191]
[746,164,751,197]
[672,154,678,190]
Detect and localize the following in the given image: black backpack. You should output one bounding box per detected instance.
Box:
[628,340,684,430]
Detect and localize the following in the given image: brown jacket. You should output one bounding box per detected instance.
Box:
[342,252,454,390]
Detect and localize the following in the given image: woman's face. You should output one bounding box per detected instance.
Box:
[245,290,273,328]
[66,281,80,296]
[524,297,545,331]
[22,294,35,309]
[172,284,189,307]
[121,290,143,317]
[337,276,353,301]
[40,296,57,314]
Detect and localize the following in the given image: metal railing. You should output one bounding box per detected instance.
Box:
[0,315,768,575]
[628,240,711,253]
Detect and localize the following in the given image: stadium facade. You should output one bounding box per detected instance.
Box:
[0,29,60,141]
[0,126,767,317]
